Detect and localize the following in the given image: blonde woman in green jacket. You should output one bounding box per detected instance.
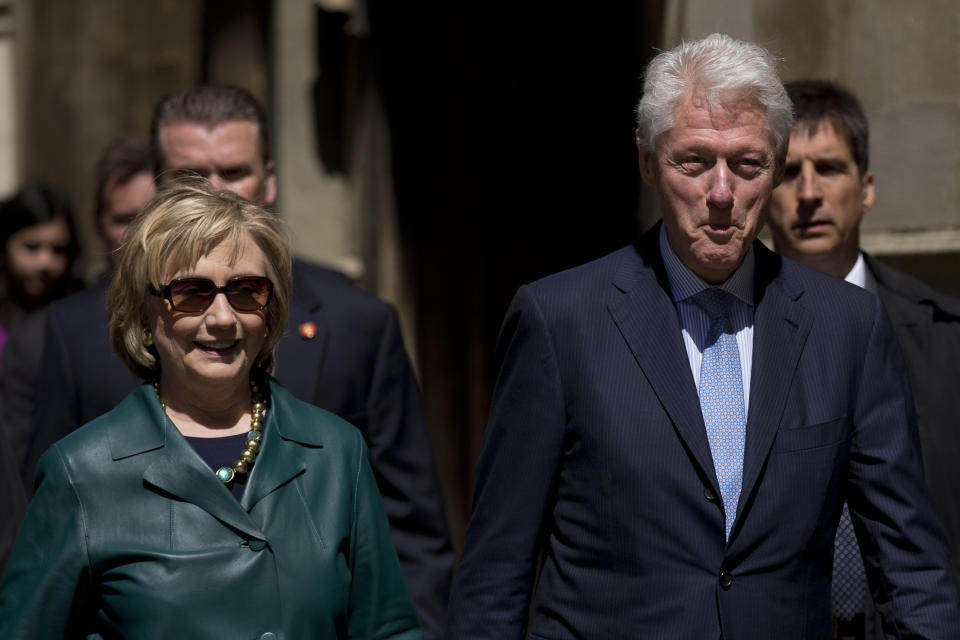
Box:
[0,184,421,639]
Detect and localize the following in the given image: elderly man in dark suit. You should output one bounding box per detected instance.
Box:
[23,85,453,639]
[445,34,960,639]
[767,79,960,640]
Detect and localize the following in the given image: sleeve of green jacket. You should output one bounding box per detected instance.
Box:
[0,445,97,638]
[348,438,423,640]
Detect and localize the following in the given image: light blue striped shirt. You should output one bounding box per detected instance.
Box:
[658,224,755,415]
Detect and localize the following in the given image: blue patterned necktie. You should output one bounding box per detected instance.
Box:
[832,503,866,620]
[691,288,746,540]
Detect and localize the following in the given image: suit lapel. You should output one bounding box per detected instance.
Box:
[608,231,721,492]
[276,297,327,401]
[877,288,928,328]
[143,446,265,540]
[734,246,813,536]
[274,260,328,402]
[241,379,320,511]
[865,255,934,329]
[108,388,266,540]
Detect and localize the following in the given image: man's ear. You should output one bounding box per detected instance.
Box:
[861,170,875,213]
[263,161,277,207]
[636,129,657,186]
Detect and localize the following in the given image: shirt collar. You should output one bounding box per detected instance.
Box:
[658,223,755,306]
[843,252,877,294]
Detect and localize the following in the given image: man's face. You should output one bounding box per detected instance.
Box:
[157,120,276,207]
[99,171,155,266]
[639,97,780,284]
[768,122,874,266]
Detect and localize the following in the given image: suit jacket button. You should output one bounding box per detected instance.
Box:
[704,486,718,502]
[260,633,277,640]
[248,539,267,552]
[719,571,733,589]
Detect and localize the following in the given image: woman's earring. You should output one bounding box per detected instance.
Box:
[264,326,270,338]
[142,328,154,347]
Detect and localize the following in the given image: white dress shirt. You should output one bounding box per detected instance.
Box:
[658,224,755,415]
[843,252,877,294]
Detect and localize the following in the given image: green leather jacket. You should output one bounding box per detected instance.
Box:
[0,379,422,640]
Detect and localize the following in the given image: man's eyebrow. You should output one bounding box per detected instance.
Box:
[814,157,850,165]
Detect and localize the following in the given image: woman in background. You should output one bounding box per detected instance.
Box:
[0,183,421,639]
[0,182,81,353]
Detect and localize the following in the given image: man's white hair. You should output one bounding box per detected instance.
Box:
[636,33,794,156]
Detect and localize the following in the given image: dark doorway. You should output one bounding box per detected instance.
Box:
[367,2,664,547]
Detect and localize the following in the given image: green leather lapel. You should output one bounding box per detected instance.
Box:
[110,386,265,540]
[241,380,319,511]
[107,385,167,460]
[143,441,265,541]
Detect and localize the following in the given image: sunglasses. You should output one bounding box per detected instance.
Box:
[151,276,274,313]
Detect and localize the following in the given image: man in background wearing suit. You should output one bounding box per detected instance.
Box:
[1,139,154,577]
[4,139,156,469]
[23,85,453,639]
[767,80,960,639]
[446,34,960,638]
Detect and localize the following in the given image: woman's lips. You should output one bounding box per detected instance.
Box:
[194,339,240,356]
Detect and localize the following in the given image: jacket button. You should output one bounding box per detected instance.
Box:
[260,634,276,640]
[704,486,718,502]
[248,540,267,552]
[719,571,733,589]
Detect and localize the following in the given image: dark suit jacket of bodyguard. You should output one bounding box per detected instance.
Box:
[866,254,960,591]
[445,223,960,639]
[21,258,452,637]
[0,378,422,638]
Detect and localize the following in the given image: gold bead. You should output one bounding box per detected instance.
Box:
[253,402,265,413]
[246,439,260,452]
[233,460,248,473]
[251,420,262,430]
[241,449,256,463]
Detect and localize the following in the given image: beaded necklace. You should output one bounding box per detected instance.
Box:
[154,378,266,484]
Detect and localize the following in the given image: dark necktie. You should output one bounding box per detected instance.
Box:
[832,502,866,620]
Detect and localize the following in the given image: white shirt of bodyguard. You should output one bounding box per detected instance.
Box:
[844,252,877,295]
[658,224,755,415]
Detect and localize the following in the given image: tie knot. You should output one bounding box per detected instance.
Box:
[690,287,736,323]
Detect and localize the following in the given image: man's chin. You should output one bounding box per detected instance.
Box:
[788,235,839,255]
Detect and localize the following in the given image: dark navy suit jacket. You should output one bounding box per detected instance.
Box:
[446,225,960,639]
[22,258,452,639]
[867,255,960,593]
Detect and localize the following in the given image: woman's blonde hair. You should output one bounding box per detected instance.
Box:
[107,182,292,380]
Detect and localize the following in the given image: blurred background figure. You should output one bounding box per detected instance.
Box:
[0,413,25,579]
[92,139,157,273]
[0,182,81,352]
[0,181,80,579]
[0,139,154,480]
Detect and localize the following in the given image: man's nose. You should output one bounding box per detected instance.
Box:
[207,173,227,191]
[797,164,822,205]
[707,162,734,208]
